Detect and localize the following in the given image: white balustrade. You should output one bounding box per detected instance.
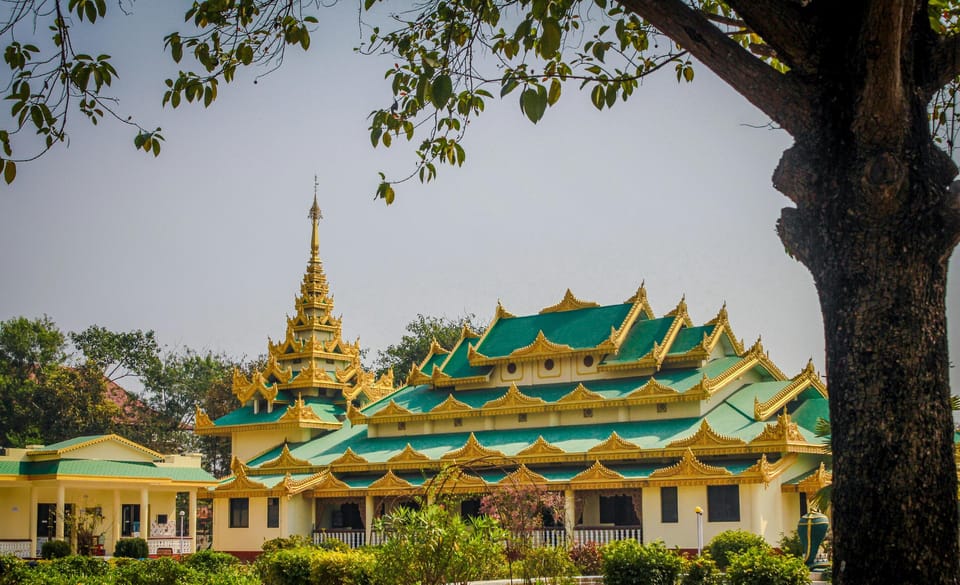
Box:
[0,541,31,558]
[147,538,193,555]
[313,530,365,549]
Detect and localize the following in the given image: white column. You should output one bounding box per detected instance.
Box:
[55,485,65,540]
[29,486,37,557]
[189,490,198,552]
[113,490,121,548]
[280,496,288,538]
[564,489,576,539]
[364,495,375,544]
[140,488,149,538]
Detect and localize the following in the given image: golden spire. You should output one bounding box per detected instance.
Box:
[309,175,323,263]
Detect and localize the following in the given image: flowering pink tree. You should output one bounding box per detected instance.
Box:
[480,482,564,567]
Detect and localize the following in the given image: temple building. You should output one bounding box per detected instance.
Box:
[198,196,836,557]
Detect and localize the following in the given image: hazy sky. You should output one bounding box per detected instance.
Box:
[1,2,958,392]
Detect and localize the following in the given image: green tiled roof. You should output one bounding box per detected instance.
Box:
[477,303,633,358]
[667,325,716,355]
[437,338,492,379]
[420,352,449,375]
[39,435,110,451]
[213,397,343,427]
[602,316,675,364]
[4,459,216,482]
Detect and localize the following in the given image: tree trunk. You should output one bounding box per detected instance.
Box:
[777,128,960,585]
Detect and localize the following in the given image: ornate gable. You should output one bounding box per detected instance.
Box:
[517,436,566,457]
[572,460,626,483]
[260,444,311,470]
[557,383,604,403]
[588,431,640,455]
[388,444,431,464]
[667,420,746,449]
[649,449,733,480]
[483,383,547,409]
[539,289,601,314]
[442,433,506,461]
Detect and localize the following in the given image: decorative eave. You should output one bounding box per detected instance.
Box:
[306,471,353,498]
[231,368,276,404]
[557,383,605,404]
[667,420,747,450]
[26,434,164,460]
[194,406,217,433]
[214,458,269,496]
[571,460,626,488]
[754,360,828,421]
[276,394,342,430]
[406,364,432,386]
[442,433,507,462]
[283,470,331,495]
[598,299,690,373]
[627,378,684,400]
[371,400,414,419]
[368,470,417,494]
[482,383,547,410]
[499,464,549,486]
[782,462,833,495]
[608,283,654,350]
[749,411,815,451]
[388,444,432,465]
[286,306,340,335]
[330,447,369,467]
[259,443,312,471]
[262,355,294,385]
[430,394,475,415]
[623,283,656,319]
[588,431,641,457]
[516,436,567,459]
[539,289,601,314]
[739,453,798,487]
[648,448,734,485]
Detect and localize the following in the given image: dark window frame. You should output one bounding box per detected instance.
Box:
[229,498,249,528]
[660,486,679,523]
[267,497,280,528]
[707,485,740,522]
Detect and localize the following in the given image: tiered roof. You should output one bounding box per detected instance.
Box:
[214,274,834,500]
[195,196,396,438]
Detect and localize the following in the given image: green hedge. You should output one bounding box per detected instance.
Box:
[257,547,376,585]
[706,530,770,570]
[41,539,71,559]
[601,539,683,585]
[114,537,149,559]
[726,547,811,585]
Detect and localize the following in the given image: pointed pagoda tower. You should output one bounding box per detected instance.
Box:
[195,190,396,462]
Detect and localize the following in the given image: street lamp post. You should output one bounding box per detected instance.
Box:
[179,510,186,559]
[694,506,703,556]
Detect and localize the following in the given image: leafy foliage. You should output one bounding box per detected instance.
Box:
[520,546,578,584]
[705,529,769,571]
[600,539,683,585]
[0,555,29,585]
[726,547,811,585]
[40,539,71,559]
[183,549,240,573]
[680,553,724,585]
[114,537,149,559]
[568,541,603,575]
[371,313,483,381]
[373,504,507,585]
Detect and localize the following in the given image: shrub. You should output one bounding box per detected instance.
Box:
[49,554,109,577]
[114,537,149,559]
[726,547,810,585]
[316,538,350,552]
[681,553,724,585]
[184,549,239,573]
[0,555,28,585]
[41,539,71,559]
[601,539,683,585]
[374,504,506,585]
[778,531,804,558]
[257,547,314,585]
[705,530,769,570]
[261,535,315,553]
[112,557,198,585]
[520,546,577,585]
[309,549,376,585]
[569,541,603,575]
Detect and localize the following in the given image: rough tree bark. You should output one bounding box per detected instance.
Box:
[623,1,960,584]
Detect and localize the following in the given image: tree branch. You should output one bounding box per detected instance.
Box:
[925,31,960,99]
[723,0,819,74]
[618,0,811,136]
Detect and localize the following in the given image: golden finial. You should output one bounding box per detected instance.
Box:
[309,176,322,262]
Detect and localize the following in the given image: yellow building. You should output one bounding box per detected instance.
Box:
[197,195,837,558]
[0,434,217,557]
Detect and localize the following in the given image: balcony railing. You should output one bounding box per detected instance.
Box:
[312,526,642,550]
[148,538,193,556]
[0,540,31,558]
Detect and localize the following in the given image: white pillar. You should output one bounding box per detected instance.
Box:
[189,490,198,552]
[364,495,375,544]
[280,496,288,538]
[29,486,37,557]
[55,485,65,540]
[140,488,149,538]
[564,489,576,539]
[113,490,121,549]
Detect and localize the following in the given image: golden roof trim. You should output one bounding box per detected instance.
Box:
[588,431,640,454]
[741,453,797,486]
[28,434,164,460]
[506,330,576,360]
[572,460,625,483]
[330,447,369,467]
[667,420,747,449]
[195,406,215,431]
[371,400,414,418]
[649,448,733,479]
[557,383,604,403]
[310,471,352,493]
[500,464,549,486]
[517,436,566,457]
[627,378,681,399]
[388,443,431,463]
[216,458,268,492]
[442,433,507,461]
[539,289,601,314]
[749,411,808,444]
[278,394,325,424]
[754,363,827,421]
[483,383,547,409]
[260,444,312,470]
[795,462,832,495]
[369,470,416,491]
[431,394,475,414]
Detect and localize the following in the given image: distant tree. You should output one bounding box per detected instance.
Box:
[0,316,63,445]
[70,326,160,385]
[371,313,484,382]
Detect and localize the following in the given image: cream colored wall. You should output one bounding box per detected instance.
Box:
[286,496,313,537]
[213,496,282,552]
[641,486,703,549]
[233,429,312,462]
[0,487,31,539]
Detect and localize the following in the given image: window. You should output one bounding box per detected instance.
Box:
[157,514,168,525]
[121,504,141,536]
[460,498,482,519]
[660,487,678,523]
[583,355,594,367]
[544,359,555,371]
[599,495,640,526]
[799,492,808,516]
[267,497,280,528]
[37,504,56,537]
[453,418,463,427]
[656,403,668,413]
[397,422,406,431]
[229,498,249,528]
[506,362,517,374]
[583,408,594,418]
[518,413,528,422]
[707,485,740,522]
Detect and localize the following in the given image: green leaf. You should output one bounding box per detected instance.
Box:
[520,87,547,124]
[547,79,562,105]
[3,160,15,184]
[431,74,452,109]
[590,84,605,110]
[540,20,562,57]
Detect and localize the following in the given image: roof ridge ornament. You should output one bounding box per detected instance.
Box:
[540,288,601,314]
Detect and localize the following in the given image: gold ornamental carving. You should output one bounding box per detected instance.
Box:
[667,420,746,449]
[442,433,506,461]
[507,331,576,360]
[649,448,732,479]
[260,443,312,470]
[557,383,604,403]
[572,460,625,483]
[483,383,546,409]
[330,447,369,466]
[588,431,640,455]
[517,436,566,457]
[389,443,431,463]
[431,394,474,414]
[499,464,549,486]
[539,289,601,314]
